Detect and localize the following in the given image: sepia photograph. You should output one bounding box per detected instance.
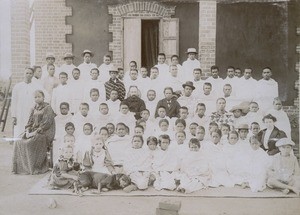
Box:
[0,0,299,214]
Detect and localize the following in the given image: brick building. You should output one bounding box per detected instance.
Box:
[0,0,299,141]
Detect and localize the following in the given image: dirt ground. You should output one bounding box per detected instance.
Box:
[0,138,299,215]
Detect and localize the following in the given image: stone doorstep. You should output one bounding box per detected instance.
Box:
[156,208,179,215]
[159,200,181,211]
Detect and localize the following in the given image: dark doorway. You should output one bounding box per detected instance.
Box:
[141,20,159,75]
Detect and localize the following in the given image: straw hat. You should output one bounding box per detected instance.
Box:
[275,138,295,147]
[63,52,74,60]
[81,49,94,57]
[186,48,198,54]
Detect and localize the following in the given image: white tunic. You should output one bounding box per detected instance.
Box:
[51,84,73,114]
[77,62,98,81]
[256,79,279,112]
[106,135,132,165]
[235,77,258,102]
[59,64,76,80]
[11,82,40,137]
[98,63,114,83]
[182,59,201,82]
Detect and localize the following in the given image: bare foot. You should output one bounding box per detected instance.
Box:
[101,188,109,192]
[241,182,248,189]
[291,188,300,196]
[282,188,290,195]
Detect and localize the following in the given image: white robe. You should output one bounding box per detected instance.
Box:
[83,79,106,101]
[51,84,73,115]
[256,79,279,113]
[59,64,76,80]
[235,77,258,102]
[77,62,98,81]
[68,79,85,114]
[54,113,73,139]
[11,82,41,137]
[106,99,121,114]
[154,63,169,80]
[205,76,224,97]
[72,113,94,137]
[178,150,211,193]
[106,135,132,166]
[98,63,114,83]
[182,59,201,82]
[41,64,59,80]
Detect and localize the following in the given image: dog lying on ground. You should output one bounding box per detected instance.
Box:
[74,171,131,195]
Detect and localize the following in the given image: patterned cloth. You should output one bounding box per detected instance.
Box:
[104,78,126,101]
[12,102,55,174]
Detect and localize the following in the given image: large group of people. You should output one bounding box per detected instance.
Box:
[11,48,299,195]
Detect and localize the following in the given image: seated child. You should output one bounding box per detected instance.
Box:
[245,101,263,128]
[54,102,73,140]
[85,88,103,117]
[114,102,136,131]
[72,103,94,137]
[53,122,76,162]
[195,126,206,142]
[153,106,172,125]
[223,131,248,186]
[229,105,248,130]
[123,135,152,192]
[267,138,300,196]
[152,135,179,191]
[106,122,132,173]
[98,127,110,144]
[186,122,198,140]
[49,145,81,192]
[236,124,251,151]
[82,134,115,174]
[154,119,173,138]
[205,129,234,188]
[220,123,231,145]
[106,123,115,138]
[193,103,210,128]
[177,138,211,193]
[242,136,272,192]
[74,123,94,164]
[56,134,76,163]
[106,89,121,114]
[134,125,145,136]
[94,103,112,131]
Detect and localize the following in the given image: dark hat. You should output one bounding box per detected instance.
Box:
[63,52,74,60]
[81,49,94,57]
[186,48,198,54]
[182,81,195,90]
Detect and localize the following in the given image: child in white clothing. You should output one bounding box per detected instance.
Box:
[74,123,94,164]
[242,136,272,192]
[123,135,152,192]
[106,90,121,114]
[267,138,300,196]
[177,138,211,193]
[152,135,179,191]
[205,129,234,188]
[98,55,114,82]
[106,123,132,173]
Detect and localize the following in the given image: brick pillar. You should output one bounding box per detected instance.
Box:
[34,0,72,66]
[198,0,217,76]
[11,0,30,85]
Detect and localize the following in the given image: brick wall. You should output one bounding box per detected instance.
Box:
[198,0,217,76]
[33,0,72,66]
[11,0,31,85]
[108,1,175,68]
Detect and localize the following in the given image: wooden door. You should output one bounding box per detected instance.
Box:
[159,18,179,64]
[123,18,141,72]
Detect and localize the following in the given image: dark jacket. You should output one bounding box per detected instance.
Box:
[155,97,181,118]
[257,126,287,155]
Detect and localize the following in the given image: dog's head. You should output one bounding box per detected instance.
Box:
[109,174,131,189]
